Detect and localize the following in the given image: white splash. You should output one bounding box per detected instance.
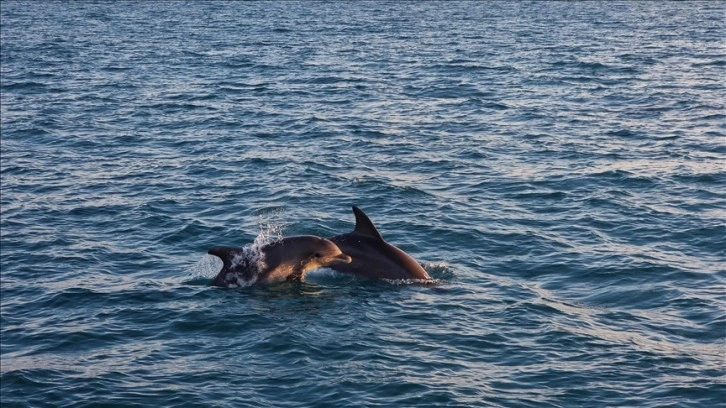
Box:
[246,221,285,270]
[216,222,285,288]
[191,254,224,279]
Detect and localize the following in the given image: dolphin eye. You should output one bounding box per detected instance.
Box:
[314,252,323,258]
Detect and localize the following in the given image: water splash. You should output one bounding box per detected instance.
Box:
[192,222,287,287]
[254,210,286,245]
[382,277,443,286]
[423,261,455,280]
[190,254,223,280]
[218,214,291,286]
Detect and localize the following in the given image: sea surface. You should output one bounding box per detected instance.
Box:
[1,1,724,407]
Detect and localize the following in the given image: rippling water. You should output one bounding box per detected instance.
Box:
[1,1,724,407]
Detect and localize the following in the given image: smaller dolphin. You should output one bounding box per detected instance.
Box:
[208,235,351,287]
[329,207,431,280]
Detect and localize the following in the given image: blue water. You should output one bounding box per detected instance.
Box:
[1,1,724,407]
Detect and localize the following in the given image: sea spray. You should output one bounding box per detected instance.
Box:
[191,221,286,285]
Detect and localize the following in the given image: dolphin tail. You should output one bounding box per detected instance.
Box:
[208,246,241,286]
[352,206,384,241]
[208,246,239,268]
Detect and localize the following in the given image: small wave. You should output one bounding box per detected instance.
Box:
[189,254,223,279]
[691,60,725,67]
[1,81,48,91]
[382,277,442,286]
[423,261,455,280]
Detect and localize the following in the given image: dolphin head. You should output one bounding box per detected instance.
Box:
[305,237,353,270]
[262,235,351,282]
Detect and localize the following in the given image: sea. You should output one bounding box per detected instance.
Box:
[1,1,724,407]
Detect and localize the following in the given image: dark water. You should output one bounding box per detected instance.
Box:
[1,1,724,407]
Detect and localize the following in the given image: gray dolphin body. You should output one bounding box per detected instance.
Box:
[329,207,431,280]
[208,235,351,287]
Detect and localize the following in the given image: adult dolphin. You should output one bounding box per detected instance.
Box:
[208,235,351,287]
[329,206,431,280]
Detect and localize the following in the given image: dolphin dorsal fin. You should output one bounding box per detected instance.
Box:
[352,206,384,241]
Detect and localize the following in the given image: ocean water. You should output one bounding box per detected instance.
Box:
[1,1,724,407]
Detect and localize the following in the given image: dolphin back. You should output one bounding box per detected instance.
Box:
[330,206,431,280]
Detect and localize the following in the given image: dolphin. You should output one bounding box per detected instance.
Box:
[329,206,431,280]
[208,235,351,287]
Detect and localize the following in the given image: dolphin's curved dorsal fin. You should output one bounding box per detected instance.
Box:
[352,206,384,241]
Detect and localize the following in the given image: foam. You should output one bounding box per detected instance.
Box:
[216,224,284,288]
[382,278,442,286]
[191,254,224,279]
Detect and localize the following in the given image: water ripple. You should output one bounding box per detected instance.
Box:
[2,1,724,407]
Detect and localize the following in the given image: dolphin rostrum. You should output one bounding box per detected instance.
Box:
[208,235,352,287]
[329,207,431,280]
